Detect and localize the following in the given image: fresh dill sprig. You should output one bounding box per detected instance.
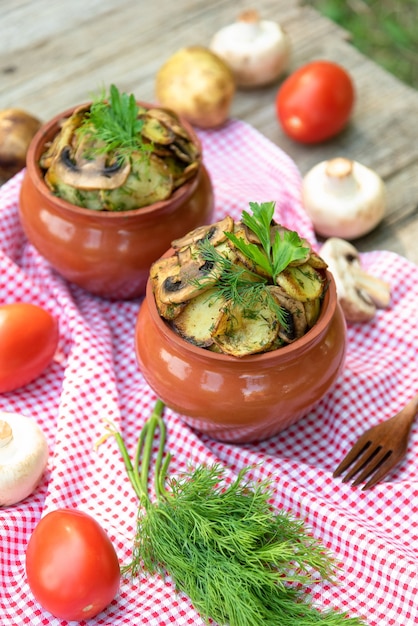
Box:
[76,84,151,158]
[197,238,266,303]
[196,238,289,327]
[103,400,367,626]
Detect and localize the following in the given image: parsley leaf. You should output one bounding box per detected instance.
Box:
[271,228,311,276]
[229,201,311,282]
[241,200,275,253]
[225,232,272,276]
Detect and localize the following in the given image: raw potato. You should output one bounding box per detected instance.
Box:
[0,108,41,182]
[155,46,235,129]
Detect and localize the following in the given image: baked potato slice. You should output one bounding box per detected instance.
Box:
[171,215,234,249]
[212,295,279,357]
[307,250,328,270]
[172,288,226,347]
[304,298,322,328]
[276,263,325,302]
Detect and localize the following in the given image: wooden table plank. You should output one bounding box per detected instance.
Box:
[1,0,417,264]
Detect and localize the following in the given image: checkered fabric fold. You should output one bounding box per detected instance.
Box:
[1,120,417,626]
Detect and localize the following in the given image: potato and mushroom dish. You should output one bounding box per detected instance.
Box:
[39,85,200,211]
[150,202,329,357]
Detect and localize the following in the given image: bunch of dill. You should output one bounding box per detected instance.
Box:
[103,400,365,626]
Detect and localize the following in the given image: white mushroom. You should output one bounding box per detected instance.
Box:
[302,157,386,240]
[0,411,48,506]
[209,10,291,88]
[320,237,391,323]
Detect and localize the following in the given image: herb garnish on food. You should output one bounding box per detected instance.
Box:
[150,203,327,355]
[40,84,201,211]
[98,400,366,625]
[226,200,311,279]
[196,201,311,327]
[76,84,151,160]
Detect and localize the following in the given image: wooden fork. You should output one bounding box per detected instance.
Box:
[333,393,418,490]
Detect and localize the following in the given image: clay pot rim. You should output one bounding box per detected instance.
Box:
[26,101,202,220]
[141,265,338,364]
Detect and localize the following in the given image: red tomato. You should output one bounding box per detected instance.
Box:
[0,303,59,393]
[25,509,120,620]
[276,60,355,143]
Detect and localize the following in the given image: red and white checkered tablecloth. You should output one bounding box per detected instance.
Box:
[1,119,417,626]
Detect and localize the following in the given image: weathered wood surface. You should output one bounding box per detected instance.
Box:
[1,0,417,264]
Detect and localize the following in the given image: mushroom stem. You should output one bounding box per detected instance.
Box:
[234,10,262,39]
[0,420,13,448]
[324,158,359,196]
[209,11,291,88]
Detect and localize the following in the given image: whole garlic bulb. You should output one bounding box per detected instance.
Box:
[302,157,386,240]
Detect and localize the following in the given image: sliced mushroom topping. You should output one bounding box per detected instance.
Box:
[146,107,191,140]
[172,161,199,188]
[141,116,176,145]
[159,255,221,304]
[320,237,391,323]
[269,286,307,343]
[150,254,180,284]
[48,146,131,190]
[176,245,194,267]
[170,138,197,163]
[154,284,187,320]
[39,106,90,169]
[171,215,234,249]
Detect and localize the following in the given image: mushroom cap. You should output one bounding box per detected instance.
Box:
[302,158,386,240]
[0,412,48,506]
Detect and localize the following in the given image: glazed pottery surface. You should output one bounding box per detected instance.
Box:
[135,270,347,443]
[18,104,214,300]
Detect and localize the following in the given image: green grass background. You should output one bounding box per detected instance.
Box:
[303,0,418,89]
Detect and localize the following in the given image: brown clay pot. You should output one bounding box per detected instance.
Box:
[135,269,347,443]
[18,104,214,300]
